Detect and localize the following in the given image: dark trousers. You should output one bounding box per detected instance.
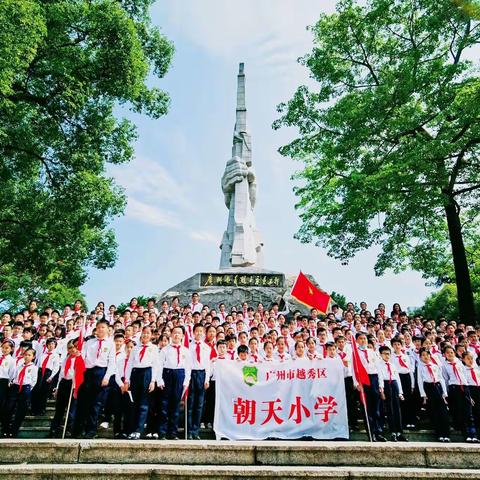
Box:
[158,368,185,437]
[6,384,32,437]
[111,384,133,436]
[202,379,215,426]
[101,374,117,423]
[72,366,108,437]
[344,376,358,428]
[470,385,480,433]
[130,367,152,434]
[31,368,52,415]
[187,369,206,437]
[398,373,414,427]
[424,382,450,438]
[0,378,10,434]
[364,373,382,436]
[448,384,476,438]
[50,379,76,436]
[146,386,162,434]
[382,380,403,433]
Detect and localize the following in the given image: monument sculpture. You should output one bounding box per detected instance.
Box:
[158,63,316,311]
[220,63,263,269]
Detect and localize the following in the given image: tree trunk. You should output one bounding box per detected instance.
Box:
[444,198,476,325]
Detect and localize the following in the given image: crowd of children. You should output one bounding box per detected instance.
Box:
[0,295,479,442]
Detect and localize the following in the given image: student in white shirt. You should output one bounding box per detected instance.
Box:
[417,347,450,442]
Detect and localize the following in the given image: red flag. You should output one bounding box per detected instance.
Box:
[73,355,86,399]
[351,337,370,405]
[76,321,85,353]
[291,271,331,314]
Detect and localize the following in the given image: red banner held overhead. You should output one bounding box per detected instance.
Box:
[291,272,331,314]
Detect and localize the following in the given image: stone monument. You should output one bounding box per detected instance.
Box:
[158,63,316,312]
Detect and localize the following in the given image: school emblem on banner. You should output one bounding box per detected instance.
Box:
[242,366,257,386]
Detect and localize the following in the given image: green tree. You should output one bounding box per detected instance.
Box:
[274,0,480,324]
[0,0,173,305]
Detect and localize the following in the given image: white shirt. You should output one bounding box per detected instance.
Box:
[114,351,128,388]
[377,360,403,395]
[464,365,480,387]
[189,341,211,379]
[337,349,352,378]
[157,343,191,387]
[37,350,60,380]
[442,358,468,387]
[0,354,15,381]
[57,355,77,387]
[274,351,291,362]
[82,337,116,381]
[125,343,159,383]
[391,352,415,385]
[13,362,38,388]
[190,302,203,314]
[417,362,447,397]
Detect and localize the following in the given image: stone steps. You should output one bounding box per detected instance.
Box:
[2,440,480,479]
[1,464,480,480]
[1,440,479,468]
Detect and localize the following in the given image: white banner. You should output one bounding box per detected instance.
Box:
[213,357,348,440]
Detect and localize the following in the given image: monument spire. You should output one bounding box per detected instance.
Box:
[220,63,263,269]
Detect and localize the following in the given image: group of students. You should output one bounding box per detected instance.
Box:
[0,295,479,442]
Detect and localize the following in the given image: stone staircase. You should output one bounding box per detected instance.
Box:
[19,399,465,441]
[0,439,479,479]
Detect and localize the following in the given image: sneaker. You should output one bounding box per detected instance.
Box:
[390,433,397,442]
[158,434,166,440]
[200,423,206,429]
[438,437,445,442]
[443,437,451,443]
[396,433,408,442]
[145,433,153,439]
[375,435,387,442]
[466,437,473,443]
[128,432,140,440]
[152,433,159,440]
[472,438,479,443]
[193,434,201,440]
[187,434,193,440]
[99,422,109,429]
[207,423,213,429]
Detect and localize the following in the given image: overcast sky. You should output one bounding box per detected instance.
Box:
[82,0,433,311]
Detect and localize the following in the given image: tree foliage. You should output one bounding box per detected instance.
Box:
[0,0,173,305]
[274,0,480,322]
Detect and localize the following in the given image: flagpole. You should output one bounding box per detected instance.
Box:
[184,390,188,440]
[359,388,373,442]
[62,381,74,439]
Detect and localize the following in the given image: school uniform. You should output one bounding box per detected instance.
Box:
[6,362,38,437]
[442,359,477,440]
[338,349,357,430]
[226,348,237,361]
[391,352,415,427]
[49,355,77,436]
[378,360,403,435]
[187,340,211,438]
[32,350,60,415]
[417,361,450,439]
[316,343,328,359]
[157,343,191,438]
[72,336,116,438]
[353,347,384,438]
[274,351,291,362]
[465,364,480,433]
[125,342,159,436]
[0,354,15,435]
[204,355,227,427]
[112,351,133,437]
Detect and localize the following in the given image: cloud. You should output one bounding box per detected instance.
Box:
[126,197,180,228]
[190,230,220,245]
